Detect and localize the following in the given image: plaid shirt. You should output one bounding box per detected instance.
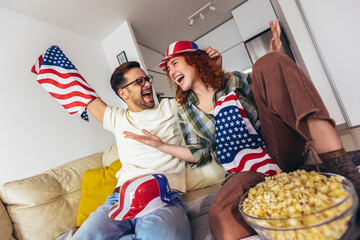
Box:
[178,71,260,166]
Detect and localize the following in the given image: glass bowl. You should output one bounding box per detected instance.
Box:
[238,173,358,240]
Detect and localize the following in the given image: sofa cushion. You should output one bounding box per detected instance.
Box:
[0,200,14,240]
[0,152,103,240]
[102,143,120,166]
[186,193,217,240]
[76,159,122,227]
[186,160,226,192]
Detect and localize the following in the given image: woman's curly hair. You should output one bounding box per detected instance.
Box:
[166,52,230,106]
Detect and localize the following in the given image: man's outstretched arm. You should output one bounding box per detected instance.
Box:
[87,97,107,124]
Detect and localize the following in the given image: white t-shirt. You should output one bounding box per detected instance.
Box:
[103,99,187,193]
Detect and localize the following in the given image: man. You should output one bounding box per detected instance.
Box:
[72,61,192,240]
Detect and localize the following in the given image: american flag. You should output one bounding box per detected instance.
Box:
[108,174,180,221]
[214,92,281,176]
[31,45,97,121]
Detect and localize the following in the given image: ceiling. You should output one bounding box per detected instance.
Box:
[0,0,246,54]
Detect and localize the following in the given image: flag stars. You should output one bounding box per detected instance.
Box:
[214,103,268,164]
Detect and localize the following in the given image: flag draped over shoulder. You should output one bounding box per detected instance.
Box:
[214,91,281,176]
[31,45,98,121]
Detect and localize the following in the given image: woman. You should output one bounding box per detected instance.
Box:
[124,20,360,239]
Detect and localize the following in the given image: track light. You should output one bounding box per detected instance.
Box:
[188,2,215,26]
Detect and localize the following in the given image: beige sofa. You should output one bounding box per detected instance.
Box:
[0,144,227,240]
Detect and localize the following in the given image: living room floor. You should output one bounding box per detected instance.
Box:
[337,124,360,152]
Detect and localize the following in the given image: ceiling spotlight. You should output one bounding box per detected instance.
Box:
[209,5,216,11]
[200,13,205,20]
[189,18,194,26]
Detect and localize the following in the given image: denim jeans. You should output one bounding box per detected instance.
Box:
[72,193,191,240]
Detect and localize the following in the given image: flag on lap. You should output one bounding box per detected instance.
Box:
[31,45,97,121]
[214,91,281,176]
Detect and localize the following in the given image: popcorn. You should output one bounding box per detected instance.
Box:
[240,170,355,240]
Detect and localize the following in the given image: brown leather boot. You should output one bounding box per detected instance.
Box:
[318,149,360,198]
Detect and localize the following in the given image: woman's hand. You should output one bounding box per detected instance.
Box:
[203,46,223,68]
[123,129,163,149]
[269,19,282,53]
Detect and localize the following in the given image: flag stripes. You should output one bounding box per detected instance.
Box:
[108,174,180,221]
[31,45,97,120]
[214,92,281,176]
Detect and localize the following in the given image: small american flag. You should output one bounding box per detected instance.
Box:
[108,174,180,221]
[214,92,281,176]
[31,45,97,121]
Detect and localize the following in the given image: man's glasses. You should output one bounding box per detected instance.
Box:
[121,75,154,89]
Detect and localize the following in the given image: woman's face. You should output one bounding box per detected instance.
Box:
[166,55,198,91]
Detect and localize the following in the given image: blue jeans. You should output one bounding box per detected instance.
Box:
[72,193,191,240]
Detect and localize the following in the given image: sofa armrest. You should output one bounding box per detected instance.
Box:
[0,152,103,240]
[0,199,15,240]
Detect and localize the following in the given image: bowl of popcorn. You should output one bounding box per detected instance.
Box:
[239,170,358,240]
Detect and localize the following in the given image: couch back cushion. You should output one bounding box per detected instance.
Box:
[0,200,14,240]
[102,143,119,166]
[186,159,226,192]
[0,152,103,240]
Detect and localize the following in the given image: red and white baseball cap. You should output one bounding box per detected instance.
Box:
[159,41,206,71]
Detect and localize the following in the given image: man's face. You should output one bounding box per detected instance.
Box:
[120,67,155,112]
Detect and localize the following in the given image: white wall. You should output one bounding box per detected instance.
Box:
[0,7,120,184]
[102,22,159,104]
[271,0,345,124]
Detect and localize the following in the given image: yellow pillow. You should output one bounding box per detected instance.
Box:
[76,159,122,227]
